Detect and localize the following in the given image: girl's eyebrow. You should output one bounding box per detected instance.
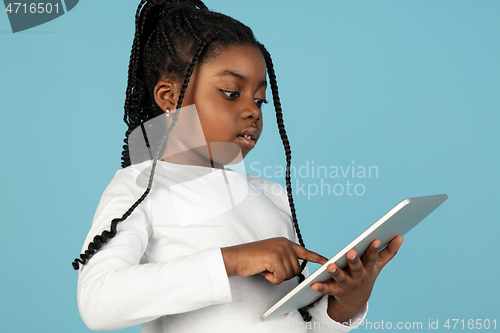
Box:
[214,69,267,88]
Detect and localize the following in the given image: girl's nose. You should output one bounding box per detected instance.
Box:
[239,98,261,121]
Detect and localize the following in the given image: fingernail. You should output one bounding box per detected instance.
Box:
[328,267,337,274]
[349,255,357,262]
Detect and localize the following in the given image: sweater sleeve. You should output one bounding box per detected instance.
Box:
[307,295,368,332]
[77,167,232,331]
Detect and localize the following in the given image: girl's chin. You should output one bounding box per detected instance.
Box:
[208,142,247,165]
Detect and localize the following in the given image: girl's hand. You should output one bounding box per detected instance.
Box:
[221,237,328,284]
[310,236,404,323]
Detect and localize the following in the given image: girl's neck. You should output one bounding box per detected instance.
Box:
[160,146,225,169]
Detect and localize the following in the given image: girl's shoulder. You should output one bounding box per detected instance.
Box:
[107,160,155,193]
[88,160,156,235]
[94,160,159,215]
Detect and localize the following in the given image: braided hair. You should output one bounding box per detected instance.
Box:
[72,0,313,322]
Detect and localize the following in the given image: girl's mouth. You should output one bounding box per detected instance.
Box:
[237,127,259,149]
[237,134,256,149]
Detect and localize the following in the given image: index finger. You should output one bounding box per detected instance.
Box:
[290,242,328,265]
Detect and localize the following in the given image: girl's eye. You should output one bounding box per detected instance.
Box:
[255,98,268,108]
[221,90,239,99]
[221,90,267,108]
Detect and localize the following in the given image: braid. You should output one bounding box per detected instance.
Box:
[121,0,148,166]
[259,45,307,254]
[159,24,179,62]
[176,32,216,109]
[154,33,216,169]
[123,0,148,127]
[182,12,202,44]
[260,43,312,322]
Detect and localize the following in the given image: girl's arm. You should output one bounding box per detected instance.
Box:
[77,167,232,330]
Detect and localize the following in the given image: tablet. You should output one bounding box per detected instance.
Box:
[260,194,448,321]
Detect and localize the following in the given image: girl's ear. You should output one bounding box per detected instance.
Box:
[154,79,181,112]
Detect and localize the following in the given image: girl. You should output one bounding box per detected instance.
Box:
[73,1,403,332]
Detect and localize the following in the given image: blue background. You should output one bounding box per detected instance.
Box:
[1,1,498,331]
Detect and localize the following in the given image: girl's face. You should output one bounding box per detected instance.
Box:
[156,44,267,167]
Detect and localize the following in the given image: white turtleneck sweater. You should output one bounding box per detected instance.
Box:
[77,160,367,332]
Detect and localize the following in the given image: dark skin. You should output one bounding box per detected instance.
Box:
[153,44,404,323]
